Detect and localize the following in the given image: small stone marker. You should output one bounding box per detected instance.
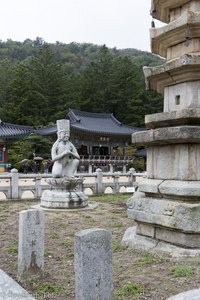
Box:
[17,209,45,280]
[74,228,113,300]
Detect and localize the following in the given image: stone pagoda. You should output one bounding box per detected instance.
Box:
[123,0,200,256]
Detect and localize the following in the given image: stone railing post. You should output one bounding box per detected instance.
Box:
[74,228,113,300]
[128,168,136,187]
[35,175,42,198]
[17,209,45,281]
[11,168,19,199]
[95,168,103,194]
[113,172,120,194]
[79,175,84,192]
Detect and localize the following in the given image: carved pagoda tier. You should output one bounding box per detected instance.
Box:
[124,0,200,256]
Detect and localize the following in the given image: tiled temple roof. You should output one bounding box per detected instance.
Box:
[37,109,144,136]
[0,122,33,139]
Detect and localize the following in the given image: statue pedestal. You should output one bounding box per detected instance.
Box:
[41,177,88,209]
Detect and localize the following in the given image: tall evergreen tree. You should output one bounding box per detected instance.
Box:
[29,43,66,124]
[80,45,114,112]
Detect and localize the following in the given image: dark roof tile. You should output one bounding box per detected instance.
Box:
[37,109,145,136]
[0,122,33,139]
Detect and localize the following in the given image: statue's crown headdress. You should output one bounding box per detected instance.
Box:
[57,119,70,135]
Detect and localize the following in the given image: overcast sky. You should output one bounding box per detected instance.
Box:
[0,0,163,52]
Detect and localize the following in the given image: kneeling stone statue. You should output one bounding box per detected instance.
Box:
[41,119,88,209]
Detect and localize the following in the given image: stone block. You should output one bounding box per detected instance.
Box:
[147,144,200,180]
[145,108,200,129]
[136,223,155,238]
[164,81,200,112]
[155,227,200,248]
[127,196,200,233]
[150,11,200,58]
[139,178,200,199]
[143,54,200,94]
[122,226,200,257]
[151,0,197,23]
[0,269,35,299]
[41,190,88,209]
[159,180,200,199]
[18,209,44,280]
[139,178,163,196]
[74,228,113,300]
[122,226,158,250]
[132,126,200,146]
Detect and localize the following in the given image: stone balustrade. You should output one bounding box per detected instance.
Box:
[0,168,146,200]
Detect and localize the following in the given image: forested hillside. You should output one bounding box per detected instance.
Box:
[0,37,164,127]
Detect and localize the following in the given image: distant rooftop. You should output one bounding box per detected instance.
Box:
[37,108,144,136]
[0,122,33,139]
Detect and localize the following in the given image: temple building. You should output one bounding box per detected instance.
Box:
[0,109,144,173]
[37,108,144,172]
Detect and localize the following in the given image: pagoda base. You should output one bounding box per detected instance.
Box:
[40,176,88,209]
[41,189,88,209]
[125,190,200,256]
[122,227,200,258]
[127,191,200,233]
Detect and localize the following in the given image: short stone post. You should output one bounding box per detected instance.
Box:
[95,168,104,194]
[18,209,45,281]
[113,172,120,194]
[109,164,114,173]
[88,164,93,174]
[11,168,19,199]
[128,168,136,187]
[35,175,42,198]
[123,164,127,173]
[74,228,113,300]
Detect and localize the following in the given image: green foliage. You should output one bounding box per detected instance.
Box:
[38,283,64,296]
[3,247,18,254]
[8,133,53,170]
[0,39,163,129]
[170,266,193,278]
[49,232,60,239]
[112,240,126,252]
[116,282,144,298]
[59,240,72,248]
[137,255,161,266]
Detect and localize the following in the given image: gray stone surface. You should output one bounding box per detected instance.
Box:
[167,289,200,300]
[163,81,200,113]
[0,268,35,299]
[132,126,200,146]
[41,189,88,209]
[127,194,200,233]
[143,54,200,93]
[134,223,200,248]
[139,178,163,196]
[139,179,200,198]
[159,180,200,199]
[147,144,200,180]
[18,209,44,280]
[11,170,19,199]
[126,1,200,256]
[122,227,200,258]
[74,228,113,300]
[51,119,80,178]
[40,119,88,209]
[145,108,200,129]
